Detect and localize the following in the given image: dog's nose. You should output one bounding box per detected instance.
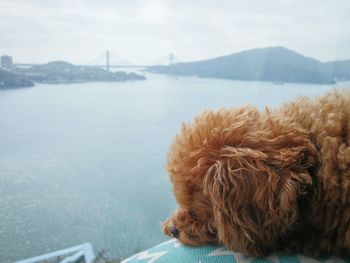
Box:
[170,226,180,238]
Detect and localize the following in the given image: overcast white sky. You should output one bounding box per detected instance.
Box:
[0,0,349,64]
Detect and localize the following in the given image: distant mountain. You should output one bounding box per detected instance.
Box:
[16,61,146,84]
[31,61,77,72]
[324,60,350,81]
[0,69,34,89]
[147,47,349,84]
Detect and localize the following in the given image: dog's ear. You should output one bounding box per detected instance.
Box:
[203,142,315,256]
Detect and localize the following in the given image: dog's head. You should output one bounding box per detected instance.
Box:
[163,106,317,256]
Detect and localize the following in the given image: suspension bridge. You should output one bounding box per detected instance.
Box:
[85,51,182,70]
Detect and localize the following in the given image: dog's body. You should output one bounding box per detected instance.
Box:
[163,89,350,257]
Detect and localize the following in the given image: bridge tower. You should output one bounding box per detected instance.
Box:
[106,50,110,71]
[169,53,174,65]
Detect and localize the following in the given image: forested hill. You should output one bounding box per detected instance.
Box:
[147,47,350,84]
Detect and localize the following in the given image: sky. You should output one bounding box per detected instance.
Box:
[0,0,349,65]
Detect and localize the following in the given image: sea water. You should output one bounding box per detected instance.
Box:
[0,72,345,262]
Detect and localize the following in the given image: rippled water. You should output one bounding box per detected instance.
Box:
[0,72,342,262]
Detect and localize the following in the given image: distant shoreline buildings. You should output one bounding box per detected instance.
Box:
[1,55,13,70]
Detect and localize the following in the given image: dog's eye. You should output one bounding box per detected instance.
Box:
[188,209,198,220]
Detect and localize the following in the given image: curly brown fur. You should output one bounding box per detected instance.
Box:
[163,89,350,257]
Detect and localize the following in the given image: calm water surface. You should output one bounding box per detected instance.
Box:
[0,72,343,261]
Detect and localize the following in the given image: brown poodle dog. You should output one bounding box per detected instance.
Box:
[163,89,350,257]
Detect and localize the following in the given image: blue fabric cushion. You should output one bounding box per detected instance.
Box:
[122,239,350,263]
